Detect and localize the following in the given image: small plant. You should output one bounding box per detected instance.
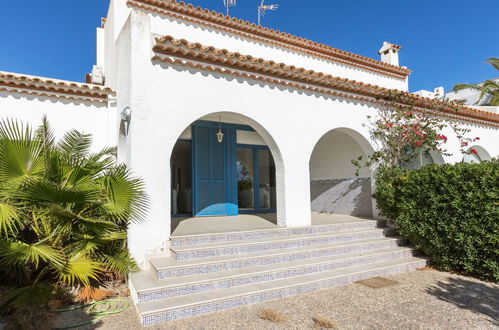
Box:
[257,309,288,322]
[311,316,338,328]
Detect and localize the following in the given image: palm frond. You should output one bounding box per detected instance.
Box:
[0,239,63,267]
[21,178,98,205]
[0,119,45,183]
[58,129,92,161]
[57,253,102,287]
[43,204,116,229]
[452,83,481,92]
[486,57,499,71]
[0,202,23,236]
[70,234,103,255]
[99,250,139,276]
[99,229,127,241]
[86,146,117,166]
[35,115,55,149]
[101,165,148,224]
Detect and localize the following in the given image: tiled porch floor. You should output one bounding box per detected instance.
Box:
[171,212,375,236]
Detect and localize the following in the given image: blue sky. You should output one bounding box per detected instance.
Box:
[1,0,497,92]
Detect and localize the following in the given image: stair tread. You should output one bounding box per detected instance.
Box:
[131,246,414,292]
[151,236,405,270]
[136,257,425,314]
[171,219,379,240]
[171,227,390,252]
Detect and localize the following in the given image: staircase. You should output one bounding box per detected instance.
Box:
[129,219,426,326]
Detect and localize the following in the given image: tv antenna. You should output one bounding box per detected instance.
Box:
[258,0,279,26]
[223,0,237,16]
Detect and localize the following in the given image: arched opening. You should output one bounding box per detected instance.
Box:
[170,112,283,235]
[309,128,375,218]
[463,145,491,163]
[405,149,445,169]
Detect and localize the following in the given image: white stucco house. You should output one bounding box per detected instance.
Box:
[1,0,498,325]
[414,80,499,115]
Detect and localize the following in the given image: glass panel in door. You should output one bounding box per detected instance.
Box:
[236,148,255,210]
[258,149,276,209]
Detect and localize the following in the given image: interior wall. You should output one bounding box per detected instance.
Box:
[309,130,372,217]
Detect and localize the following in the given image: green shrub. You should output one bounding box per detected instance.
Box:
[374,161,499,282]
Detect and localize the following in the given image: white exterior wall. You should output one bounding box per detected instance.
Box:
[106,9,499,265]
[0,92,117,152]
[309,130,371,180]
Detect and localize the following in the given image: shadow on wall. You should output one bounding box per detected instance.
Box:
[310,178,372,217]
[425,277,499,326]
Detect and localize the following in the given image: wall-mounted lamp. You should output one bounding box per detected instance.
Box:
[121,106,131,135]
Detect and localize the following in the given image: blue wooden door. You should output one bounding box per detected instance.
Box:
[193,125,228,216]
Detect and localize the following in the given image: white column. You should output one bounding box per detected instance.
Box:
[126,11,172,266]
[277,156,312,227]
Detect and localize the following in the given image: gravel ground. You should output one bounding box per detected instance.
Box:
[54,269,499,330]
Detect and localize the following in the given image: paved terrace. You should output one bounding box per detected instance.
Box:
[171,213,375,236]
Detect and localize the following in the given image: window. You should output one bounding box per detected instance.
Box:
[236,146,276,212]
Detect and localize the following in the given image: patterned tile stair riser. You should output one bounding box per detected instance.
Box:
[138,248,416,302]
[170,219,385,246]
[172,228,397,260]
[157,237,406,278]
[140,260,426,326]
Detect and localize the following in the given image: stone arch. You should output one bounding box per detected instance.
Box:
[428,150,445,165]
[309,127,375,218]
[169,111,285,232]
[463,145,492,163]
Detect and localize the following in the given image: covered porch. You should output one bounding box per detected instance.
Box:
[171,212,377,236]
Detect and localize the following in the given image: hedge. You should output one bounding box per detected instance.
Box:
[373,160,499,282]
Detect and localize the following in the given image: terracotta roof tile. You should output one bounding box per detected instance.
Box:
[128,0,411,79]
[0,71,115,103]
[152,36,499,127]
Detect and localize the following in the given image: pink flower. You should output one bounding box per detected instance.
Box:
[470,148,478,155]
[415,130,420,135]
[405,111,412,117]
[475,137,480,140]
[461,142,468,147]
[414,141,423,147]
[385,123,393,128]
[438,134,448,142]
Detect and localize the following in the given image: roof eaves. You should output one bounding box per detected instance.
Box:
[151,36,499,127]
[127,0,412,79]
[0,71,115,103]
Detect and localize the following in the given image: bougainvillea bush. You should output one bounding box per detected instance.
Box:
[352,91,478,171]
[374,161,499,282]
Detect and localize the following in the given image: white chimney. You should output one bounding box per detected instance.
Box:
[433,86,444,98]
[378,42,402,66]
[90,65,105,85]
